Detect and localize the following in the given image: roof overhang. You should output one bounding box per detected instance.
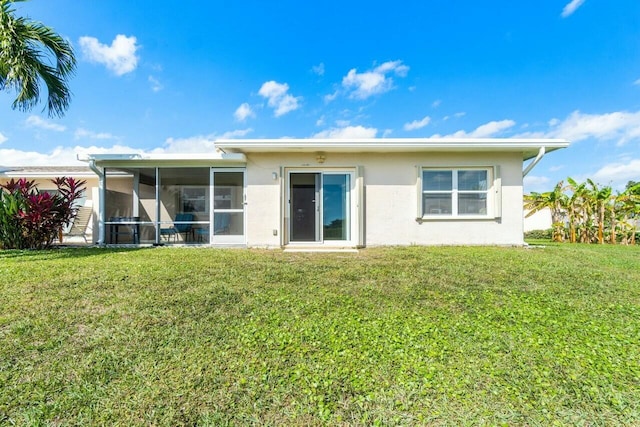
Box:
[0,167,96,178]
[215,138,570,161]
[78,152,247,168]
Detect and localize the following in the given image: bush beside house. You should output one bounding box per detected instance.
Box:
[0,177,85,249]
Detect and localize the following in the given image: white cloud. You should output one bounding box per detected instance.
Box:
[74,128,118,141]
[159,130,253,153]
[79,34,139,76]
[432,99,441,108]
[341,60,409,99]
[523,175,551,193]
[591,159,640,189]
[467,120,516,137]
[218,129,253,139]
[258,81,301,117]
[634,78,640,86]
[324,90,339,103]
[561,0,585,18]
[311,62,325,76]
[312,125,377,139]
[0,144,143,166]
[156,136,216,154]
[25,115,66,132]
[443,112,466,121]
[0,128,254,166]
[439,119,516,138]
[234,103,255,122]
[404,115,431,131]
[148,75,163,92]
[0,132,7,144]
[382,129,393,138]
[546,110,640,146]
[316,116,325,126]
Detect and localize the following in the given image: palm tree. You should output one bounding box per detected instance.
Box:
[586,179,612,244]
[622,182,640,245]
[566,177,586,243]
[0,0,76,117]
[524,181,567,242]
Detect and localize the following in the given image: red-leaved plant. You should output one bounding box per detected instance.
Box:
[0,177,86,249]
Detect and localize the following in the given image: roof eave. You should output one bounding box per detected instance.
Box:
[78,152,247,168]
[215,138,570,160]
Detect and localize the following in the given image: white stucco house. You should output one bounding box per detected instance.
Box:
[73,138,568,248]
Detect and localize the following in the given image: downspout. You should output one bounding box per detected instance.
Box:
[87,159,106,245]
[523,146,546,177]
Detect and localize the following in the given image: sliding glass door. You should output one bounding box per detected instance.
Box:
[288,171,353,245]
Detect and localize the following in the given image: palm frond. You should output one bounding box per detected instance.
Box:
[0,0,76,117]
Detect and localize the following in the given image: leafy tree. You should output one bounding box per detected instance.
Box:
[0,177,85,249]
[525,178,639,245]
[524,181,567,242]
[586,179,612,244]
[0,0,76,117]
[566,177,586,243]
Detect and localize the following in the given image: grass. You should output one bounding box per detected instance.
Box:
[1,244,639,425]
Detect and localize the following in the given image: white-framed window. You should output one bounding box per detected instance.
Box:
[421,168,491,217]
[181,186,209,214]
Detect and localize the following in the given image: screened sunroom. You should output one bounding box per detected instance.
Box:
[80,153,247,246]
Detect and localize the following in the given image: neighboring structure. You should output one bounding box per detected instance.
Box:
[524,207,553,232]
[75,138,568,247]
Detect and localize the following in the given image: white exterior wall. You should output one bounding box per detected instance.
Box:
[244,151,525,247]
[245,160,283,248]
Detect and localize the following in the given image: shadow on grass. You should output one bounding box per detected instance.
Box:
[0,246,156,261]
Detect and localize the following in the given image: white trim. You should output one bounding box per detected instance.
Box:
[420,167,495,220]
[216,138,569,160]
[79,152,246,162]
[285,168,358,247]
[210,168,247,246]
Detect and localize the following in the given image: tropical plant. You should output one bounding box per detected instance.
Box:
[524,181,567,242]
[525,178,640,245]
[0,177,85,249]
[566,177,585,243]
[587,179,612,244]
[0,0,76,117]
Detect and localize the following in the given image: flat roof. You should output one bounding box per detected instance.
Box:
[215,138,570,160]
[79,152,247,167]
[0,166,95,178]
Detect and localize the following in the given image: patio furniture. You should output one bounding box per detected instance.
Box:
[109,216,140,244]
[194,213,231,242]
[160,213,194,242]
[62,206,92,243]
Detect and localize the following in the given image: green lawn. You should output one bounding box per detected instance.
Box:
[1,244,639,425]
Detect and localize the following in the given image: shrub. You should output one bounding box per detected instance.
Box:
[0,177,86,249]
[524,228,553,240]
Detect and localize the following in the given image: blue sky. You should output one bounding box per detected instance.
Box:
[1,0,639,192]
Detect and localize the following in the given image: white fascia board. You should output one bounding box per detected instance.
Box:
[78,152,246,167]
[1,172,97,178]
[215,138,570,159]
